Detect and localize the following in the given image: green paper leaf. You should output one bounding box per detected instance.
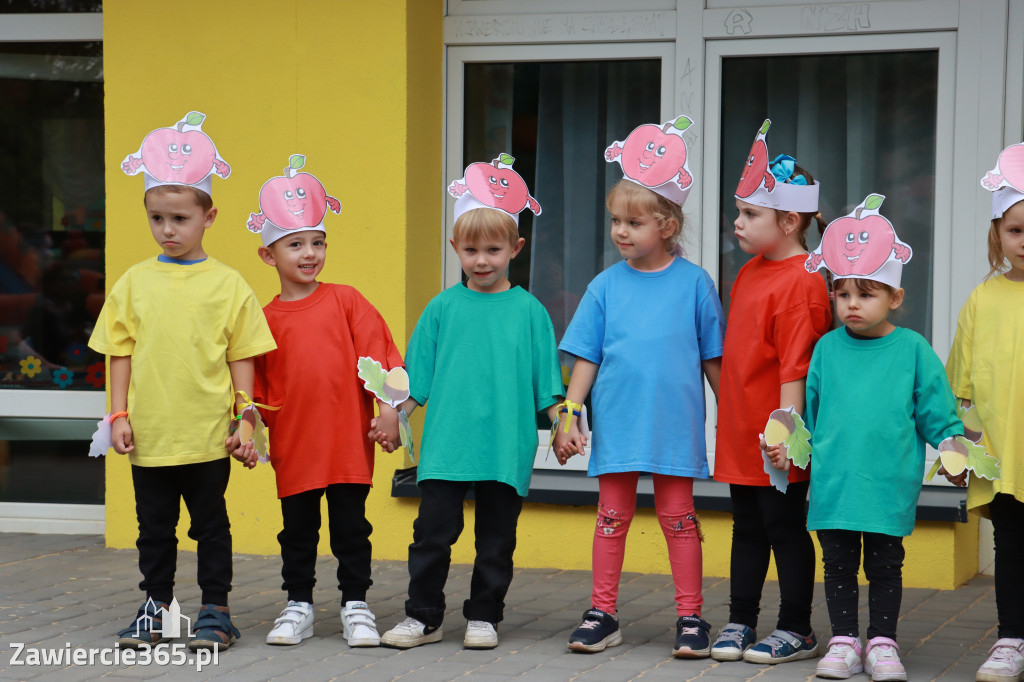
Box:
[185,111,205,126]
[673,115,693,132]
[963,436,1001,480]
[356,357,388,401]
[289,154,306,170]
[498,153,515,165]
[784,410,813,469]
[864,194,885,211]
[759,119,771,135]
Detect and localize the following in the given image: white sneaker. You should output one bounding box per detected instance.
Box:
[864,636,907,681]
[341,601,380,647]
[381,616,443,649]
[266,600,314,645]
[816,636,863,679]
[976,638,1024,682]
[464,620,498,649]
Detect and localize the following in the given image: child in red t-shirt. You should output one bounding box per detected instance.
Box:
[238,155,402,649]
[712,120,832,665]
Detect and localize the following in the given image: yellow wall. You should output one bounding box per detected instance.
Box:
[103,0,976,592]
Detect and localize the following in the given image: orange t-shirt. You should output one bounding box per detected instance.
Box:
[714,254,831,486]
[254,283,403,498]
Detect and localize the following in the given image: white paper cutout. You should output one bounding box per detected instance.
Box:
[763,406,812,469]
[88,415,113,457]
[805,194,912,288]
[398,408,416,467]
[605,115,694,207]
[356,357,410,407]
[248,154,341,246]
[448,153,541,225]
[761,450,789,493]
[926,435,1000,482]
[734,119,820,213]
[122,111,230,196]
[981,142,1024,219]
[237,404,271,463]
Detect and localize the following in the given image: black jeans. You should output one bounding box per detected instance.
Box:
[405,479,523,628]
[818,529,905,640]
[990,493,1024,639]
[131,458,232,606]
[278,483,373,605]
[728,481,815,634]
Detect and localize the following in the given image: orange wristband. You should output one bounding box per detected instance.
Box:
[109,411,129,421]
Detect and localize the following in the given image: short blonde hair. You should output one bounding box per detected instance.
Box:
[144,184,213,212]
[606,179,684,254]
[453,208,519,247]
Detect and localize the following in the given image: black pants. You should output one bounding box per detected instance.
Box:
[405,479,523,628]
[131,458,232,606]
[728,482,815,634]
[278,483,372,605]
[818,529,904,640]
[990,493,1024,639]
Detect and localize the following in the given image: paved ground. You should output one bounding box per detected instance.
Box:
[0,532,1000,680]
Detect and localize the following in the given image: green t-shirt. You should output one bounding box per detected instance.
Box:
[805,327,962,536]
[406,284,563,496]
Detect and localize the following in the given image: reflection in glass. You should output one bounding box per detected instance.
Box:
[0,40,105,391]
[719,51,939,339]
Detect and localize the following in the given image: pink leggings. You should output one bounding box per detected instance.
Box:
[591,472,703,617]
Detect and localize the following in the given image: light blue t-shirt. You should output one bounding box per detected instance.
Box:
[559,258,725,478]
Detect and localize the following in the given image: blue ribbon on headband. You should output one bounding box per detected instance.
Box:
[770,154,808,185]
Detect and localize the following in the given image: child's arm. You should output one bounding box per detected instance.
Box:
[552,359,598,465]
[226,358,258,469]
[368,397,418,452]
[702,356,722,399]
[936,397,971,487]
[109,355,133,454]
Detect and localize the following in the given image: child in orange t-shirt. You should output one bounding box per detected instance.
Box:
[241,155,402,649]
[712,120,832,665]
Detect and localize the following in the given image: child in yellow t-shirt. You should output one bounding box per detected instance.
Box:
[89,112,276,652]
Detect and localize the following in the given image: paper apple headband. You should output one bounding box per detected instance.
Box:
[805,194,912,289]
[247,154,341,247]
[448,154,541,225]
[981,142,1024,219]
[605,115,694,207]
[122,111,230,197]
[735,119,819,213]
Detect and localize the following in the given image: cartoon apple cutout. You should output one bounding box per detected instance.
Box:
[122,111,230,184]
[806,194,912,276]
[448,154,541,216]
[736,119,774,198]
[248,155,341,233]
[605,115,693,190]
[981,142,1024,192]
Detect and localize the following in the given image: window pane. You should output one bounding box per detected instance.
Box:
[719,51,939,340]
[0,40,105,391]
[0,438,104,504]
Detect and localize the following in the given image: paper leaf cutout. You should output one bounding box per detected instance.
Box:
[398,409,416,468]
[763,406,812,469]
[88,416,112,457]
[185,111,205,126]
[237,405,270,463]
[289,154,305,169]
[931,435,1001,482]
[357,356,409,407]
[762,450,789,493]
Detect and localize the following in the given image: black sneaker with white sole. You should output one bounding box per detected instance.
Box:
[568,608,622,653]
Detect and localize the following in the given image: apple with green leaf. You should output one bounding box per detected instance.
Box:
[123,111,230,183]
[448,154,541,216]
[606,115,693,190]
[248,154,340,233]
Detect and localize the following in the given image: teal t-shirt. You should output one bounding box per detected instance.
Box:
[406,283,563,496]
[805,327,962,536]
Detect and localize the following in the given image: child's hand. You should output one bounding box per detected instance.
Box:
[367,416,398,454]
[553,422,587,466]
[111,416,134,454]
[759,434,790,471]
[937,464,968,488]
[225,432,258,469]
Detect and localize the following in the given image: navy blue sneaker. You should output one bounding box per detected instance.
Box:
[568,608,621,653]
[742,628,819,664]
[673,614,712,658]
[711,622,756,661]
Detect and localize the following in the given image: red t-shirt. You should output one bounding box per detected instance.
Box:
[254,283,403,498]
[714,255,831,486]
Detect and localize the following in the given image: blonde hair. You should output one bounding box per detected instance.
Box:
[144,184,213,212]
[452,208,519,247]
[986,218,1007,280]
[771,162,825,251]
[606,179,684,255]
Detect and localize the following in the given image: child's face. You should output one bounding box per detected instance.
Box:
[449,233,524,293]
[998,200,1024,279]
[733,199,785,255]
[146,190,216,261]
[835,280,904,337]
[259,231,327,288]
[608,193,673,270]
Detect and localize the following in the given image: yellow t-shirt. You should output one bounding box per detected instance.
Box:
[89,257,277,467]
[946,275,1024,513]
